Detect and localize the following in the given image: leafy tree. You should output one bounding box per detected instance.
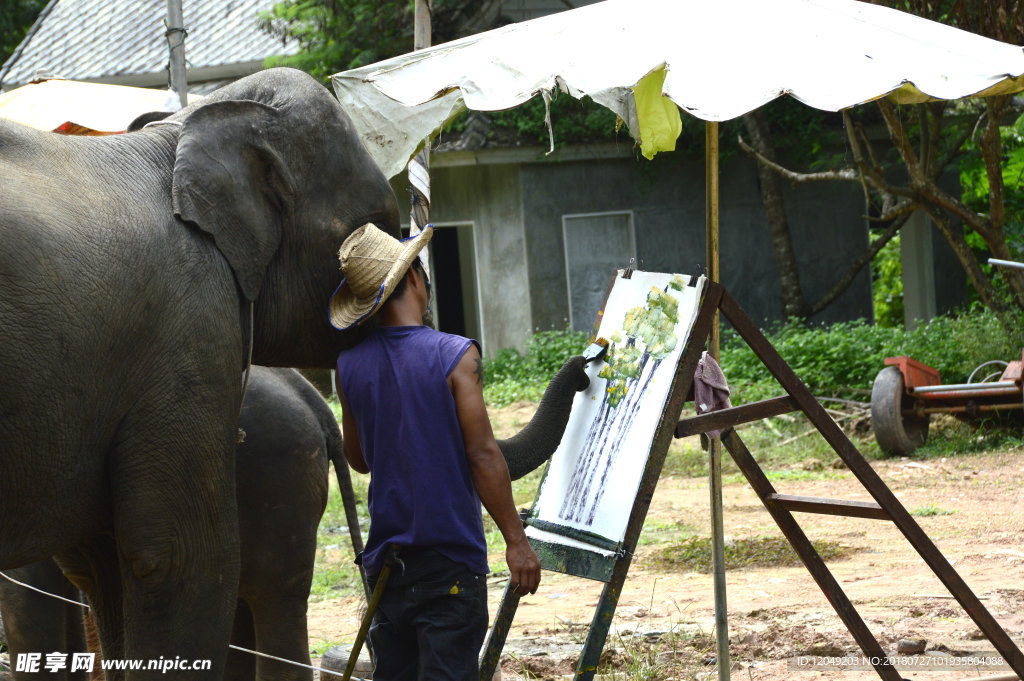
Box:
[740,0,1024,327]
[1,0,47,67]
[258,0,498,83]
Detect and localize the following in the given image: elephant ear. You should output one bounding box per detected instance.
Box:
[172,100,293,302]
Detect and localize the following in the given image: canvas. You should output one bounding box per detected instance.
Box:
[527,270,706,551]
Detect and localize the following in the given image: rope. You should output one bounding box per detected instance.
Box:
[226,645,363,679]
[0,571,362,678]
[0,571,88,608]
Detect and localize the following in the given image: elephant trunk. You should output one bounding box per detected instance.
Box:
[498,356,590,481]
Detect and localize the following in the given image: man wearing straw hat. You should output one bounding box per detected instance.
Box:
[329,223,540,679]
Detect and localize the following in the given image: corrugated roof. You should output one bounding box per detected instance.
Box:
[0,0,299,90]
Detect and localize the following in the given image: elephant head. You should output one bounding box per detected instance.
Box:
[168,68,400,368]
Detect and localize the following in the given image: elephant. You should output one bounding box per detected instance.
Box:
[0,67,400,677]
[0,367,362,681]
[0,356,589,681]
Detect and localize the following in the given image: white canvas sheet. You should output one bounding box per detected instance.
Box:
[528,270,706,547]
[331,0,1024,178]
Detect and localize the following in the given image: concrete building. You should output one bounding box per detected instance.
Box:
[393,141,880,354]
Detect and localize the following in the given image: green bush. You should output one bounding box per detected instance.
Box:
[483,327,589,406]
[721,306,1021,404]
[483,308,1020,408]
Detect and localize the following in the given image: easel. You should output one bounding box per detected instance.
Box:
[480,280,1024,681]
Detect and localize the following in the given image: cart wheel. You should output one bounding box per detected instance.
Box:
[871,366,929,456]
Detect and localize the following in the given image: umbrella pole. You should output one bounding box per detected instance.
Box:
[165,0,188,108]
[409,0,433,284]
[706,120,731,681]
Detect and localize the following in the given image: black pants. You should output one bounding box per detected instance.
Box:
[366,548,488,681]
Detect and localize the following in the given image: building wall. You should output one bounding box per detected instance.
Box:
[397,145,875,356]
[520,150,874,331]
[393,163,533,354]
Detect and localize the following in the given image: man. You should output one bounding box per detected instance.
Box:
[329,223,540,680]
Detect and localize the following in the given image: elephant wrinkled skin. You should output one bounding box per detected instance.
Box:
[0,367,361,681]
[0,68,399,678]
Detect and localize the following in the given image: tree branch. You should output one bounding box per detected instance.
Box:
[919,203,1005,313]
[808,212,910,317]
[865,201,917,223]
[877,99,994,240]
[742,110,808,319]
[737,136,859,183]
[982,96,1009,236]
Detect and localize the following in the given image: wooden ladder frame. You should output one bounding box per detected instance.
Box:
[480,280,1024,681]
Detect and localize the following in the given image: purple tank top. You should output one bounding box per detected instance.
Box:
[335,325,489,576]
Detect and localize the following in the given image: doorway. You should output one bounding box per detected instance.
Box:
[421,223,481,342]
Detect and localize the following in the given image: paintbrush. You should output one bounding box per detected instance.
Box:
[582,337,610,365]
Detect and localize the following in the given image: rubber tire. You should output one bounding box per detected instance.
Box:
[871,366,929,456]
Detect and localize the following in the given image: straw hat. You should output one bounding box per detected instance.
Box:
[329,223,433,330]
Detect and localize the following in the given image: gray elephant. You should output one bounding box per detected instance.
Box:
[0,355,588,681]
[0,67,399,677]
[0,367,361,681]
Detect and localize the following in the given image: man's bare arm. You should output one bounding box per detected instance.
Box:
[450,345,541,595]
[334,374,369,474]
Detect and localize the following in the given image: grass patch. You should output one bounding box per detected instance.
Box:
[665,416,858,481]
[310,464,369,601]
[308,554,363,602]
[483,328,589,407]
[911,417,1024,459]
[646,535,854,572]
[911,504,956,517]
[597,628,717,681]
[637,518,699,547]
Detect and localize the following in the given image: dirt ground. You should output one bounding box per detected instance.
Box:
[306,403,1024,680]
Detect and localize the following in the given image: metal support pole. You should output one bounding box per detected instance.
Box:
[165,0,188,108]
[706,120,731,681]
[409,0,433,281]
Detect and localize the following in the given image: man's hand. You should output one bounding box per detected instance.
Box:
[506,534,541,596]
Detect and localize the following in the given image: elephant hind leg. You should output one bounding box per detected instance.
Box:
[250,593,314,681]
[226,600,255,681]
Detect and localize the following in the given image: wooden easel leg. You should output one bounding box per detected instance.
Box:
[573,554,632,681]
[721,429,902,681]
[717,290,1024,677]
[479,582,521,681]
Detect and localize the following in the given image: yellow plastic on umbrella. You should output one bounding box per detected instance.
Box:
[631,65,682,160]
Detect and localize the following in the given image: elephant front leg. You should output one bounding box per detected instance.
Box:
[111,439,240,679]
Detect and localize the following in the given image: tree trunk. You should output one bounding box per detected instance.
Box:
[742,110,809,319]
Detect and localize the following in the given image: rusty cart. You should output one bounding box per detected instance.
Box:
[870,352,1024,455]
[871,258,1024,456]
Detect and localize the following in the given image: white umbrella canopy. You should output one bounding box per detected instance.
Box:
[332,0,1024,179]
[0,79,199,134]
